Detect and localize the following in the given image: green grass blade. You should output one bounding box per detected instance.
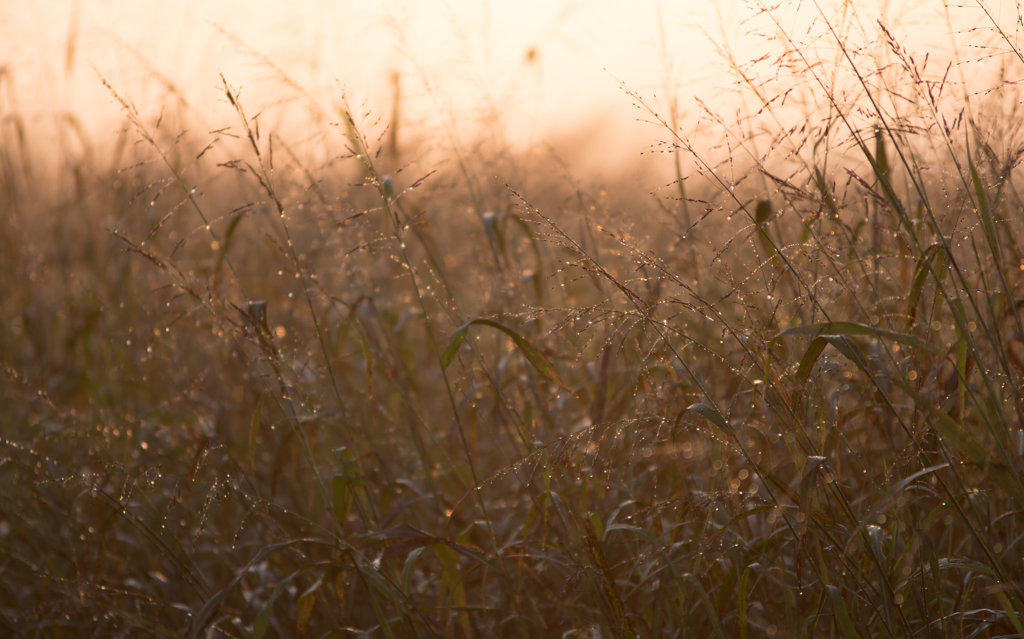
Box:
[441,318,570,391]
[776,321,942,355]
[682,402,733,436]
[825,585,863,639]
[738,566,750,639]
[296,589,316,639]
[440,323,471,369]
[186,540,307,639]
[814,167,840,221]
[332,475,352,529]
[969,154,1001,264]
[253,566,314,639]
[685,573,728,639]
[793,336,829,405]
[841,464,948,557]
[904,244,944,332]
[992,587,1024,637]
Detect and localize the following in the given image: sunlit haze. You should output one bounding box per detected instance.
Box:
[2,1,1019,177]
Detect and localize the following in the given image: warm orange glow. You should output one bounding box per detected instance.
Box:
[1,0,1017,177]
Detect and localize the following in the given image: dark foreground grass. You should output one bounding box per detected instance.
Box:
[4,3,1024,637]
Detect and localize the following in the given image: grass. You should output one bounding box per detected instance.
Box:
[4,1,1024,637]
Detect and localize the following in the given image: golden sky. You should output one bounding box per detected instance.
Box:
[1,0,1017,175]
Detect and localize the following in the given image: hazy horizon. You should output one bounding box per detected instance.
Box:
[1,0,1016,181]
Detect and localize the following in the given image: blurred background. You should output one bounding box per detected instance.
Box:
[4,0,1009,182]
[5,2,1024,636]
[2,1,715,176]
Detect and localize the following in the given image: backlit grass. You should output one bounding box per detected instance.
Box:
[3,2,1024,637]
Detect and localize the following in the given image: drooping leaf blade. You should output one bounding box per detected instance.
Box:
[682,402,733,437]
[776,321,941,355]
[441,318,570,391]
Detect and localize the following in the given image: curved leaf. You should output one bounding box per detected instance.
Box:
[794,337,829,392]
[254,565,318,639]
[776,321,941,355]
[685,573,728,639]
[766,321,937,394]
[441,318,570,391]
[970,155,1001,264]
[792,335,870,407]
[186,539,307,639]
[905,243,947,332]
[682,402,733,437]
[842,464,948,557]
[440,323,472,369]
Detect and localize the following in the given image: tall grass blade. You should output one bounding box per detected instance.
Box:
[440,318,570,391]
[825,585,863,639]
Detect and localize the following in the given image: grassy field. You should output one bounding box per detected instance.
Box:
[5,3,1024,637]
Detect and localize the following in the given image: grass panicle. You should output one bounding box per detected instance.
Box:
[4,1,1024,637]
